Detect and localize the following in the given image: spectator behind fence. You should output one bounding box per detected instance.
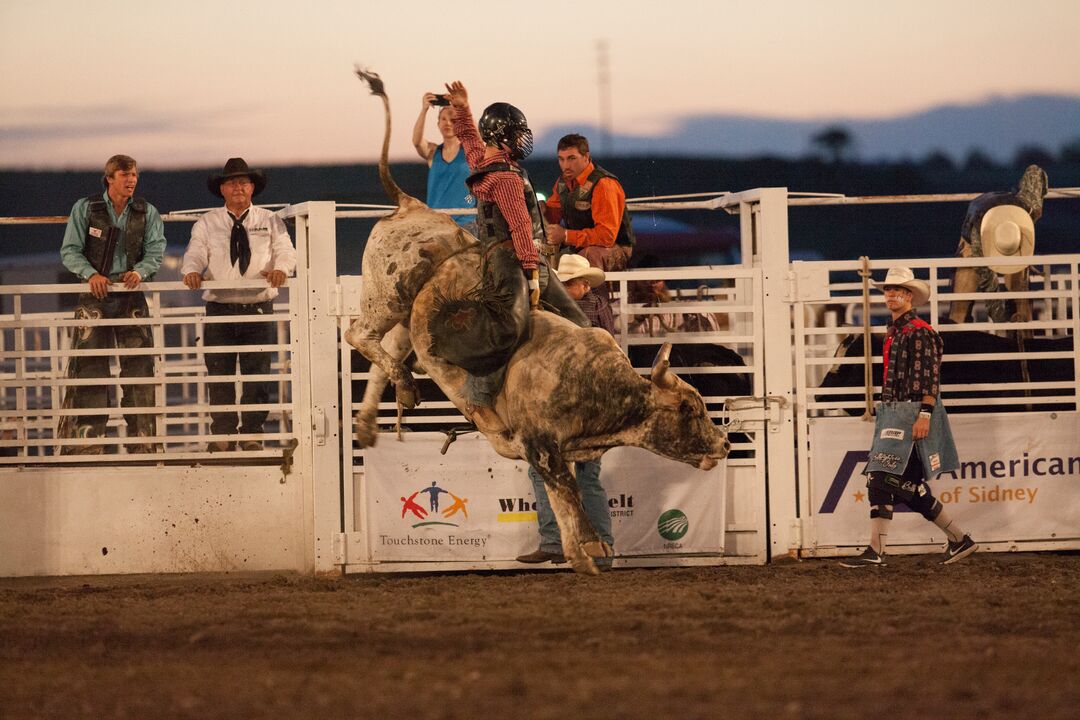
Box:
[412,91,476,230]
[58,154,166,454]
[625,255,727,336]
[541,133,635,300]
[181,158,297,452]
[516,254,614,566]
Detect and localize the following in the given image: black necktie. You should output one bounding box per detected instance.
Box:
[230,210,251,275]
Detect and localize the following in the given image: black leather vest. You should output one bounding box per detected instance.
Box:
[83,195,147,276]
[554,165,635,248]
[466,162,545,251]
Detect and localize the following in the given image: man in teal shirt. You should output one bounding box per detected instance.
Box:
[58,154,166,454]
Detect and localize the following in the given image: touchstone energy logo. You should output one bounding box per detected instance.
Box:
[657,509,689,541]
[400,481,469,528]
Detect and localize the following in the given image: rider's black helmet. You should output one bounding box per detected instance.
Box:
[478,102,534,161]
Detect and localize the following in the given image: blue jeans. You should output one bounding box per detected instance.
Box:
[528,460,613,553]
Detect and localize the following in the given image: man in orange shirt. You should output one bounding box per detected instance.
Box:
[542,134,635,286]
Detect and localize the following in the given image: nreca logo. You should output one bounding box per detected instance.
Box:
[400,481,469,529]
[657,509,689,541]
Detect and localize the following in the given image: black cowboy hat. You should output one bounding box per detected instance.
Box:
[207,157,267,198]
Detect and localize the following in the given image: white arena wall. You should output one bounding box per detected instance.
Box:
[0,465,307,576]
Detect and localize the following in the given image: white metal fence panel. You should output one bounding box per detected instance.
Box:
[0,280,299,462]
[0,202,341,576]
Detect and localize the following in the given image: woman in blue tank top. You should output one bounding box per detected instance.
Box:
[412,92,476,228]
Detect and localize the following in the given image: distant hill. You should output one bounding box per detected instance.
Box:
[536,94,1080,163]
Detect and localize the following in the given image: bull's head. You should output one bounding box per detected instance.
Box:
[646,343,730,470]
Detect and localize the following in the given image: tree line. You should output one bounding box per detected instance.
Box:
[810,125,1080,171]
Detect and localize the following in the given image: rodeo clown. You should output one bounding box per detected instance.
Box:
[841,267,978,567]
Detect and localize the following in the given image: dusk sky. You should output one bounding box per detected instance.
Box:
[2,0,1079,169]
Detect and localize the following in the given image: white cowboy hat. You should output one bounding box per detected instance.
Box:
[554,254,605,288]
[980,204,1035,275]
[872,266,931,307]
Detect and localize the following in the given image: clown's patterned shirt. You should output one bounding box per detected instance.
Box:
[881,310,943,402]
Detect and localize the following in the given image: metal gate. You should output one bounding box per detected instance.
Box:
[0,201,342,576]
[334,263,774,570]
[789,252,1080,558]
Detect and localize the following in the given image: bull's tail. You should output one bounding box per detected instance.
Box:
[354,66,404,205]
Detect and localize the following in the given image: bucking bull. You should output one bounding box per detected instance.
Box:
[344,70,729,575]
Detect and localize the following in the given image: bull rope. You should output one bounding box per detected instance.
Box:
[858,256,874,421]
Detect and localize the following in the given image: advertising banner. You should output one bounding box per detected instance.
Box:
[809,412,1080,547]
[361,433,725,562]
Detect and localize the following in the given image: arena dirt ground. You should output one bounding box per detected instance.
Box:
[2,552,1078,720]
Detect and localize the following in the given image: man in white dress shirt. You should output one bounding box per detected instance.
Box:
[182,158,297,451]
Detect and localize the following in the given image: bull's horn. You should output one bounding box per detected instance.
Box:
[650,342,677,389]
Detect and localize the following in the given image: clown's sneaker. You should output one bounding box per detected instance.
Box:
[839,547,886,568]
[942,535,978,565]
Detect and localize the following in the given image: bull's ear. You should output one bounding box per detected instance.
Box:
[651,342,677,390]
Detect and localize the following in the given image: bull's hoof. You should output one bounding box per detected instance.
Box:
[582,539,614,559]
[568,554,600,576]
[396,378,420,410]
[355,421,379,449]
[342,324,365,351]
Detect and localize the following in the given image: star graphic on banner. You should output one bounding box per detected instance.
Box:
[853,490,866,503]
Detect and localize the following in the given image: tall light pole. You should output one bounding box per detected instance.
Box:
[597,39,613,155]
